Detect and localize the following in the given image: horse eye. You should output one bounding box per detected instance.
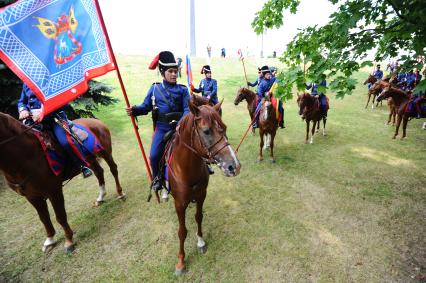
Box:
[203,129,211,135]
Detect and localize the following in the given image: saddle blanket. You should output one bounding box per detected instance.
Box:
[34,123,103,176]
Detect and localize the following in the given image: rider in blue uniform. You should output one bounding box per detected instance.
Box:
[306,78,328,116]
[191,65,219,106]
[126,51,190,192]
[368,64,384,89]
[247,67,263,88]
[254,65,284,128]
[17,84,92,178]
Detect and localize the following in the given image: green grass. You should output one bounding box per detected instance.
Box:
[1,56,425,282]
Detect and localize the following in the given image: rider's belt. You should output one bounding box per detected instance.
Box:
[157,112,183,123]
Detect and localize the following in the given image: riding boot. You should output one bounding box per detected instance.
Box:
[207,164,215,175]
[81,166,93,178]
[151,177,163,192]
[279,121,285,129]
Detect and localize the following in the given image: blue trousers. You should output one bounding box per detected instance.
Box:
[52,122,88,167]
[150,122,172,178]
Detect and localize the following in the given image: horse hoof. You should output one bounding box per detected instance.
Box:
[117,193,126,201]
[392,136,396,139]
[198,244,207,254]
[271,159,276,163]
[175,267,186,276]
[64,244,75,254]
[94,200,105,207]
[42,242,57,253]
[257,157,263,162]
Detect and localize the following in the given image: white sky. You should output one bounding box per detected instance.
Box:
[98,0,336,58]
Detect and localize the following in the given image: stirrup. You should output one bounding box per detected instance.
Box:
[81,167,92,178]
[151,177,163,192]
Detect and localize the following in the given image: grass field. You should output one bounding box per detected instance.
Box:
[1,55,425,282]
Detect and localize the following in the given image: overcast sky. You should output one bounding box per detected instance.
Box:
[98,0,336,58]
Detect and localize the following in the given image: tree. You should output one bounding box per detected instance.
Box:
[252,0,426,100]
[0,0,117,119]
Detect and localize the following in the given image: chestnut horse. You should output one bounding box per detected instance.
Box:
[168,101,241,275]
[234,87,257,133]
[364,75,384,108]
[258,95,278,162]
[369,80,397,125]
[377,86,424,139]
[0,112,124,253]
[297,93,328,144]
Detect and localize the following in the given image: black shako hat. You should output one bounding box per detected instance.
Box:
[201,65,211,74]
[148,51,178,74]
[260,65,271,75]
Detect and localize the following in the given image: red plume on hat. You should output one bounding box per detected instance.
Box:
[148,53,160,70]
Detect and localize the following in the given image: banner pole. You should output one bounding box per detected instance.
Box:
[241,57,249,86]
[94,0,158,201]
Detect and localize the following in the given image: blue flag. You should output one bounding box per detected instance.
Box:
[0,0,115,115]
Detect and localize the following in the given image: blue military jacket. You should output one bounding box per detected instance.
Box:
[257,77,276,98]
[306,80,327,96]
[373,70,383,79]
[132,80,190,123]
[248,76,263,87]
[193,78,218,105]
[17,84,67,122]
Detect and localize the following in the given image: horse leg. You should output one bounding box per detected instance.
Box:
[258,131,264,162]
[401,115,409,139]
[27,197,57,252]
[89,159,107,206]
[372,95,376,109]
[392,109,396,126]
[394,114,402,139]
[305,121,310,144]
[316,119,320,133]
[323,116,327,136]
[310,121,316,144]
[195,193,207,254]
[49,191,74,253]
[102,151,125,200]
[264,133,270,150]
[365,93,371,109]
[175,200,189,275]
[269,131,276,163]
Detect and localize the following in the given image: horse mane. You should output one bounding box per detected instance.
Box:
[388,86,410,98]
[178,105,226,137]
[241,87,256,98]
[0,112,29,136]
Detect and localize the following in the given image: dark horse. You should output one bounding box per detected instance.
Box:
[167,101,241,275]
[234,87,257,134]
[297,93,328,144]
[0,112,124,253]
[258,95,278,162]
[377,86,424,139]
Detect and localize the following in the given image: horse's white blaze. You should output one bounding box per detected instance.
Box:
[42,237,56,251]
[197,234,206,248]
[263,107,268,120]
[96,184,106,202]
[227,145,239,167]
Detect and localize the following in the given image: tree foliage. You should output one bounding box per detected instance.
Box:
[0,0,117,118]
[252,0,426,99]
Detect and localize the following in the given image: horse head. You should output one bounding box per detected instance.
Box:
[363,75,376,85]
[187,100,241,177]
[297,93,312,115]
[191,94,214,107]
[377,86,392,102]
[234,88,247,105]
[260,95,273,121]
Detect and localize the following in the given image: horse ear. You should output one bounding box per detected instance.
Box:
[189,99,200,116]
[213,99,224,112]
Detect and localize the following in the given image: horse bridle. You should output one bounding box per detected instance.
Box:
[179,116,230,164]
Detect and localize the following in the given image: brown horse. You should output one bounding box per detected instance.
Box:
[369,80,397,125]
[363,75,384,108]
[297,93,328,144]
[258,95,278,162]
[0,112,124,253]
[377,86,423,139]
[234,87,257,133]
[168,101,241,275]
